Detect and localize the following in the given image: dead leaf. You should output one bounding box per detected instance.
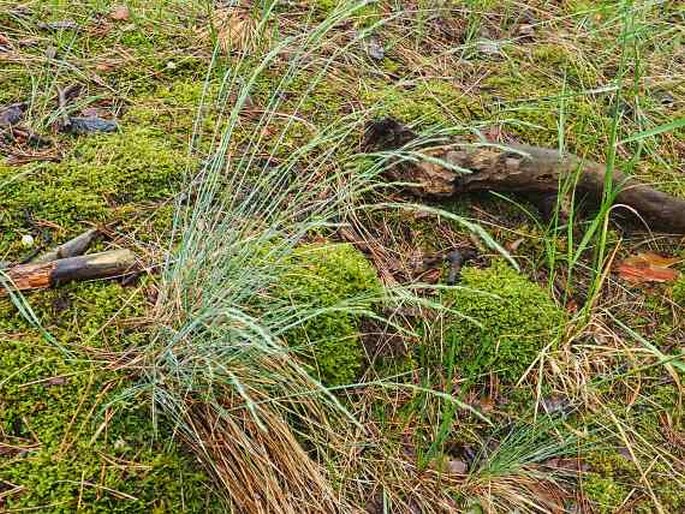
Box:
[110,5,130,21]
[210,6,257,55]
[625,252,680,268]
[431,456,468,475]
[507,237,525,252]
[617,265,679,284]
[541,395,569,414]
[616,252,681,284]
[476,395,495,412]
[0,103,26,127]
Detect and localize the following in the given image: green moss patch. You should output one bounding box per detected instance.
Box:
[0,123,190,257]
[580,384,684,513]
[278,243,382,387]
[0,282,219,513]
[362,79,483,128]
[673,276,685,308]
[441,263,565,384]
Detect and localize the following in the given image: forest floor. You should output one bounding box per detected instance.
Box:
[0,1,684,513]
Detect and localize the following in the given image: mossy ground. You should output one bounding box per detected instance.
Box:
[0,283,221,512]
[278,243,382,386]
[440,262,566,384]
[1,0,683,512]
[1,2,217,510]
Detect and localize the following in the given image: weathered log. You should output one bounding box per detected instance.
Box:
[1,249,137,293]
[365,118,685,234]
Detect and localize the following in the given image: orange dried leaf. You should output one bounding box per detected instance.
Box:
[622,252,680,268]
[617,252,681,284]
[617,263,680,284]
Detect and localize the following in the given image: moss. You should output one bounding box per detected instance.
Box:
[362,79,483,127]
[278,244,382,386]
[529,43,601,87]
[580,384,685,513]
[583,472,631,514]
[0,124,190,257]
[481,64,613,154]
[0,7,217,508]
[583,446,685,514]
[0,282,220,513]
[673,276,685,307]
[440,262,565,384]
[0,65,34,105]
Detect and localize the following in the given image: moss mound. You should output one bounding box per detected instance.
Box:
[0,283,220,513]
[442,263,565,384]
[0,126,187,232]
[278,244,381,387]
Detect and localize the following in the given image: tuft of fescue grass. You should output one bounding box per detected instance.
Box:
[128,2,392,511]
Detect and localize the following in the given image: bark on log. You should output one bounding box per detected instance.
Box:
[365,118,685,234]
[1,249,138,294]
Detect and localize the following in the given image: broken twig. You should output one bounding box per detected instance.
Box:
[1,249,138,294]
[31,228,99,264]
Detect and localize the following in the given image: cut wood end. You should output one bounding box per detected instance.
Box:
[1,249,140,295]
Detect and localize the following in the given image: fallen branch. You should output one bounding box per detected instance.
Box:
[32,228,99,263]
[365,118,685,234]
[1,249,138,294]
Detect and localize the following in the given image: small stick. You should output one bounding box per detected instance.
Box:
[31,228,99,264]
[1,249,138,294]
[56,84,81,129]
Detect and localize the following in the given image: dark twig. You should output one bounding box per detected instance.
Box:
[31,228,99,264]
[1,249,138,294]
